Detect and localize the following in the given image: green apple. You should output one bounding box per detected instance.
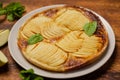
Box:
[0,51,8,67]
[0,29,10,47]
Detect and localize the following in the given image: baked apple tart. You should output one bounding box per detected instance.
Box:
[18,6,108,72]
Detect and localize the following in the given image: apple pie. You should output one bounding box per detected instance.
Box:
[18,5,108,72]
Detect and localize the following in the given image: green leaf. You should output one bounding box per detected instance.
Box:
[0,9,7,15]
[28,34,44,45]
[7,13,14,21]
[19,69,34,79]
[0,2,25,21]
[2,2,25,21]
[83,21,97,36]
[19,69,44,80]
[25,75,31,80]
[0,2,2,8]
[4,2,22,10]
[20,69,34,74]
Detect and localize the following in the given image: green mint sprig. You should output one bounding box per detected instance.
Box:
[0,2,25,21]
[19,69,44,80]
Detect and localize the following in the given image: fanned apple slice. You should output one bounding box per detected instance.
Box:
[29,42,58,64]
[49,49,67,66]
[26,44,38,53]
[72,48,97,58]
[56,39,83,52]
[30,42,56,57]
[72,33,102,58]
[41,22,69,40]
[39,47,58,63]
[56,31,83,52]
[22,15,52,37]
[56,9,90,30]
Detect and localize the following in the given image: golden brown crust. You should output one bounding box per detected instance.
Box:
[17,5,108,72]
[18,38,27,51]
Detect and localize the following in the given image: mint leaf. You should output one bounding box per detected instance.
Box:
[7,13,14,21]
[20,69,34,74]
[5,2,25,20]
[19,69,34,79]
[83,21,97,36]
[28,34,43,45]
[0,9,7,15]
[25,75,31,80]
[19,69,44,80]
[0,2,25,21]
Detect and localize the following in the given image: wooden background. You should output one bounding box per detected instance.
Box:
[0,0,120,80]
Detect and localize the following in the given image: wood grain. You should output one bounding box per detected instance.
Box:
[0,0,120,80]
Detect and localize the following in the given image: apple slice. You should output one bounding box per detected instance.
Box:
[0,29,10,47]
[0,51,8,67]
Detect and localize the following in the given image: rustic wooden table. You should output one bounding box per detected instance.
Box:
[0,0,120,80]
